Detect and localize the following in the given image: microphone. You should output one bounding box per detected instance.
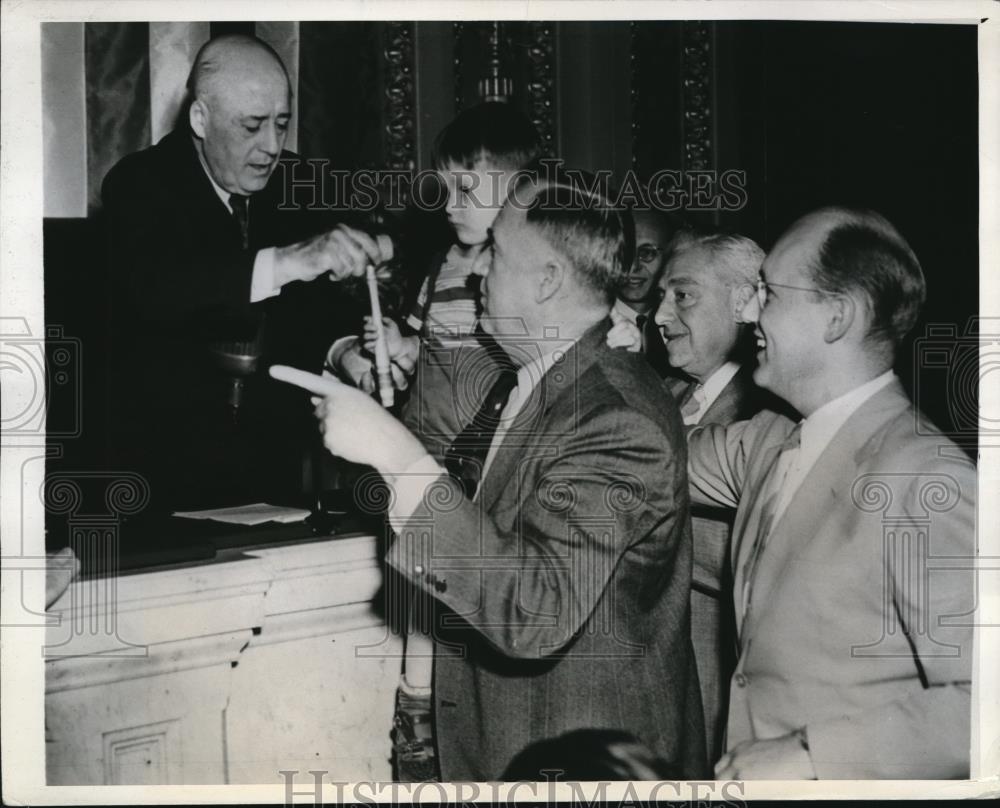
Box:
[207,317,263,421]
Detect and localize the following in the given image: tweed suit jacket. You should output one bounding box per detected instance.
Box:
[687,380,975,778]
[387,321,707,780]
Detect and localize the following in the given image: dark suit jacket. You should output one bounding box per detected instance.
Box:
[102,128,355,509]
[688,380,975,778]
[387,321,707,780]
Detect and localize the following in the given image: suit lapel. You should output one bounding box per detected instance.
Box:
[479,322,608,513]
[169,129,244,245]
[739,381,912,638]
[699,366,753,426]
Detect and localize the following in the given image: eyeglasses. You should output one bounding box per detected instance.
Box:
[755,274,833,309]
[635,245,664,265]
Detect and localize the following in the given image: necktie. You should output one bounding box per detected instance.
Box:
[230,194,249,249]
[443,327,518,499]
[636,313,672,378]
[679,383,706,424]
[739,423,802,619]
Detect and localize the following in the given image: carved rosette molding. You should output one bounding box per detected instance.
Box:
[453,21,465,114]
[526,22,556,157]
[383,22,416,173]
[681,21,713,172]
[629,22,639,171]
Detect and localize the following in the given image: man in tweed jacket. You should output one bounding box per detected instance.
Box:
[307,176,706,780]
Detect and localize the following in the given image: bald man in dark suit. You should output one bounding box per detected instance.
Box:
[103,34,387,509]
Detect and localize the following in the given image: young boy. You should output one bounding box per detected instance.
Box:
[327,102,541,781]
[329,103,540,413]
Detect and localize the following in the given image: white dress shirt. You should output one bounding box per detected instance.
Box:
[683,361,741,425]
[198,156,279,303]
[770,370,896,524]
[387,339,576,532]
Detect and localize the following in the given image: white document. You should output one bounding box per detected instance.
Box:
[173,503,311,526]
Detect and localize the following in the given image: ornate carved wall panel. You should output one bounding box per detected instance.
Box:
[450,21,557,154]
[681,21,714,172]
[382,22,416,172]
[629,21,685,179]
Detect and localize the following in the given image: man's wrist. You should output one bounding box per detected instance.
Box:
[272,243,292,289]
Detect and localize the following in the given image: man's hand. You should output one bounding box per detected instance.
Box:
[606,319,642,352]
[270,366,426,473]
[363,317,420,379]
[363,316,404,357]
[273,224,392,288]
[715,732,817,780]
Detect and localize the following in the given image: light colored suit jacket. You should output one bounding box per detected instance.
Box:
[387,321,707,780]
[687,380,975,778]
[669,367,765,765]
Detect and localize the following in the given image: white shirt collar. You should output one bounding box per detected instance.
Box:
[477,341,577,494]
[767,370,896,527]
[797,369,896,476]
[612,298,641,326]
[696,361,741,417]
[193,137,239,214]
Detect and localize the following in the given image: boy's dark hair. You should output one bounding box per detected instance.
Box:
[432,101,542,171]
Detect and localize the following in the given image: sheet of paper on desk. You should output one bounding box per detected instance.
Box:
[173,503,312,526]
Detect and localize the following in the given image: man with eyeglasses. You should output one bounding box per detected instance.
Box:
[687,207,975,779]
[607,210,679,377]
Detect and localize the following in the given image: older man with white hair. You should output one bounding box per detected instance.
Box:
[653,232,786,765]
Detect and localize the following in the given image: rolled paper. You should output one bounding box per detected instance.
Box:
[366,264,395,408]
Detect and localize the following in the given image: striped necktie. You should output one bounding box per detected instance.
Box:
[443,326,518,499]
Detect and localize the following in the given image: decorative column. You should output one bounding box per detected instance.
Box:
[850,472,968,658]
[44,472,150,657]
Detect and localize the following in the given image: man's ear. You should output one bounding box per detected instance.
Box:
[535,258,566,304]
[731,282,755,322]
[823,293,856,343]
[189,99,208,140]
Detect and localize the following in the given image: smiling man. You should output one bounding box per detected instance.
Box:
[301,174,706,780]
[102,34,389,508]
[686,207,976,779]
[653,232,781,765]
[609,210,679,377]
